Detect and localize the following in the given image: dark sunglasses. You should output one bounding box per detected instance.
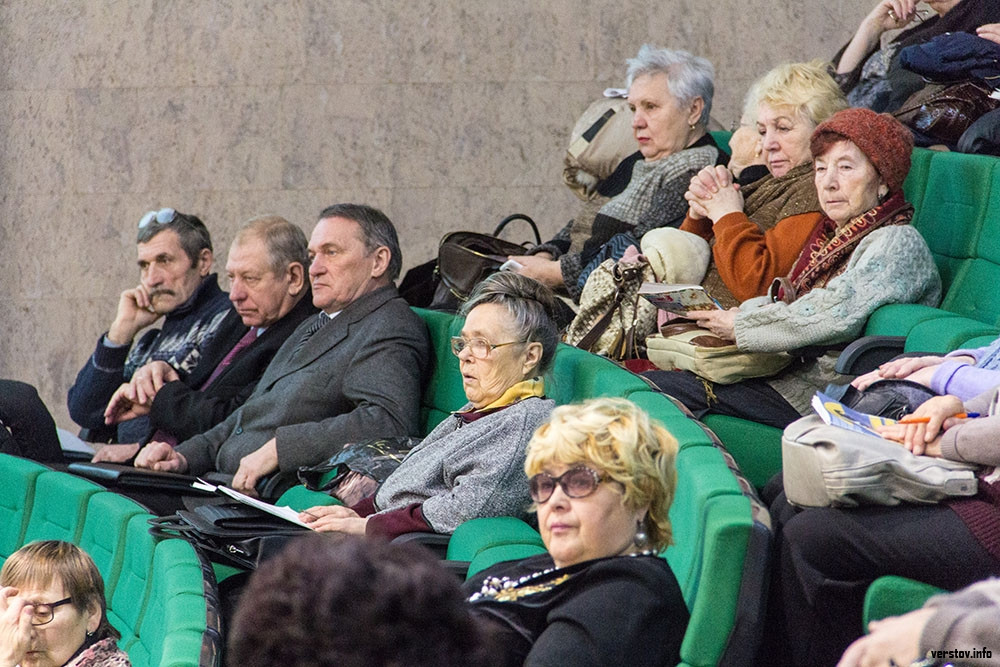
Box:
[529,466,604,503]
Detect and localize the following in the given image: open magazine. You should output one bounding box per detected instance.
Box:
[638,283,721,315]
[810,392,898,438]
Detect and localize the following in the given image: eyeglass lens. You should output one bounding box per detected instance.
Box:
[450,337,487,359]
[529,467,600,503]
[30,597,72,625]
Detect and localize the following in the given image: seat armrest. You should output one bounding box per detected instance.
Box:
[834,336,906,375]
[392,531,452,559]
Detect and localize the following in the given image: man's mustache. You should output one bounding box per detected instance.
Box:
[149,289,175,299]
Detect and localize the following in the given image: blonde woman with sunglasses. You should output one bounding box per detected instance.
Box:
[463,398,686,667]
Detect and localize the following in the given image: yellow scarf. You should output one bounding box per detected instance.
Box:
[457,377,546,414]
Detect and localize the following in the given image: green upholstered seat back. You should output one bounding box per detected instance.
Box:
[131,539,210,667]
[413,308,465,433]
[109,515,158,653]
[908,150,996,295]
[23,471,103,544]
[544,343,652,403]
[0,454,48,562]
[78,492,148,602]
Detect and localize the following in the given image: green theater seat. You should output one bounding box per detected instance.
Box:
[131,538,213,667]
[78,492,148,601]
[0,454,48,562]
[23,471,103,544]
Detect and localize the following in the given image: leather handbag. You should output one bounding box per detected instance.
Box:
[433,214,542,307]
[893,80,1000,147]
[645,322,792,384]
[565,253,656,360]
[782,414,979,508]
[837,379,939,421]
[149,503,307,570]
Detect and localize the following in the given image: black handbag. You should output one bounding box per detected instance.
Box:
[836,379,939,421]
[149,503,308,570]
[399,214,541,311]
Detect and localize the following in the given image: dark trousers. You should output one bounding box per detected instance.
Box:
[765,489,1000,666]
[641,369,802,429]
[0,380,64,463]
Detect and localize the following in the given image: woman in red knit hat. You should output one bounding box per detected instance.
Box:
[644,108,940,432]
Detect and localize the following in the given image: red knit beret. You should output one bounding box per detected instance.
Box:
[810,108,914,192]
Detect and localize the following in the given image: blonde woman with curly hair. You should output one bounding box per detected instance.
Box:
[464,398,687,667]
[675,60,848,307]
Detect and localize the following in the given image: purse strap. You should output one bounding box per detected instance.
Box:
[576,264,645,352]
[493,214,541,246]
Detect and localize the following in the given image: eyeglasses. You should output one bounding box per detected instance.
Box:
[29,596,74,626]
[450,336,525,359]
[529,466,605,504]
[138,208,178,229]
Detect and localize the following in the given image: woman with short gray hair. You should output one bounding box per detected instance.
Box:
[514,45,723,301]
[300,272,558,538]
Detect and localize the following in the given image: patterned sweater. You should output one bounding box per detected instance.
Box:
[374,396,554,534]
[734,225,941,414]
[536,137,720,300]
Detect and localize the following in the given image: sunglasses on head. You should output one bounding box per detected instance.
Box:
[528,466,605,503]
[138,208,178,229]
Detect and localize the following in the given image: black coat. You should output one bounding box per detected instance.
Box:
[146,291,317,443]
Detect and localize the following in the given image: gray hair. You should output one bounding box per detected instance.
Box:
[459,272,559,374]
[625,45,714,127]
[318,203,402,281]
[136,210,213,266]
[233,215,310,275]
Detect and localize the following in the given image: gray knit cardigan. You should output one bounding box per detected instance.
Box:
[734,225,941,414]
[373,396,555,533]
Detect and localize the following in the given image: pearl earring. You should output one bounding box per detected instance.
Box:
[633,521,649,549]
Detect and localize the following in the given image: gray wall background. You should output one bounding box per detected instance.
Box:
[2,0,872,431]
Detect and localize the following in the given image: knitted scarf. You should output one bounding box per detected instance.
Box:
[701,162,820,308]
[775,191,913,303]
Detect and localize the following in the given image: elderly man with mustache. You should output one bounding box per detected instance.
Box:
[67,208,233,444]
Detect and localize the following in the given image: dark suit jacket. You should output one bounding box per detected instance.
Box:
[175,285,431,478]
[146,291,318,443]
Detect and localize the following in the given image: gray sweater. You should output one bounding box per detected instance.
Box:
[734,225,941,414]
[374,396,555,533]
[921,578,1000,666]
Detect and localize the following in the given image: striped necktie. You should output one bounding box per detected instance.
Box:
[292,313,330,357]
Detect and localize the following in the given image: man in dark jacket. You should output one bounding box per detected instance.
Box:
[135,204,431,499]
[95,215,317,462]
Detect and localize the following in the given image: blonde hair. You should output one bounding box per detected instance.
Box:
[747,60,847,127]
[0,541,118,641]
[524,398,679,552]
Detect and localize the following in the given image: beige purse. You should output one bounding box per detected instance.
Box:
[645,322,792,384]
[565,255,657,361]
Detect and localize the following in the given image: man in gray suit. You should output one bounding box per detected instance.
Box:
[134,203,431,497]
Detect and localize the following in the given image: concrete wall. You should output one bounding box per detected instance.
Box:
[1,0,870,431]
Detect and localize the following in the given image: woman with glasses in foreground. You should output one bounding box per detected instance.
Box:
[0,541,129,667]
[299,271,557,538]
[463,398,687,667]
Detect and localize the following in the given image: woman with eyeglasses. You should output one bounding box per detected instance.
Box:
[299,271,557,538]
[463,398,687,667]
[0,541,129,667]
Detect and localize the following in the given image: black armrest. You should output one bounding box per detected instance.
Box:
[392,531,451,557]
[391,532,469,578]
[834,336,907,375]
